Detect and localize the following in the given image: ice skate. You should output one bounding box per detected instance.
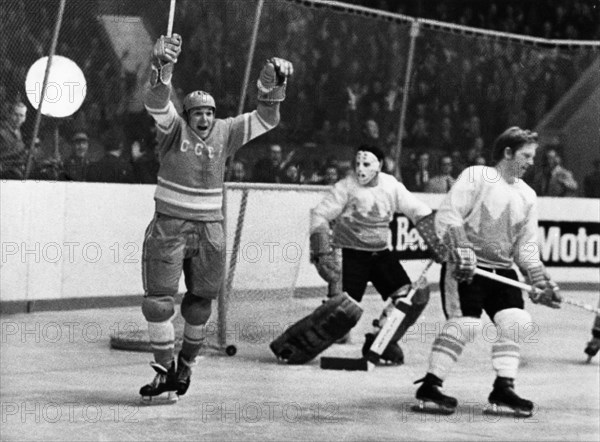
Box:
[175,354,195,397]
[139,361,178,404]
[413,374,457,414]
[486,377,533,417]
[584,337,600,363]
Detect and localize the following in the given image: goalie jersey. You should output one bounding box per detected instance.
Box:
[435,165,541,269]
[145,84,276,221]
[310,172,432,251]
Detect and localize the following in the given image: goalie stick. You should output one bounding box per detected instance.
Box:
[367,259,434,360]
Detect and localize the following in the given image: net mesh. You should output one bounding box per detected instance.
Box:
[3,0,598,171]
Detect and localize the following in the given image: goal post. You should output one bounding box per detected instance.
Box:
[216,182,331,352]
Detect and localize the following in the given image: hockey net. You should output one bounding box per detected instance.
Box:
[215,183,331,353]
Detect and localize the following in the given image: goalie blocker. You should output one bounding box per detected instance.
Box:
[270,292,363,364]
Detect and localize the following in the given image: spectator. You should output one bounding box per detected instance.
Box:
[360,118,381,147]
[131,139,159,184]
[28,135,63,181]
[63,131,91,181]
[382,154,399,179]
[321,163,340,185]
[0,101,28,179]
[583,159,600,198]
[424,155,456,193]
[252,144,294,183]
[473,155,487,166]
[450,149,466,178]
[87,128,135,183]
[402,151,431,192]
[281,163,301,184]
[227,159,248,183]
[532,147,579,196]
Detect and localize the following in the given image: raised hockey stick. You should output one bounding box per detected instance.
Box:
[167,0,176,37]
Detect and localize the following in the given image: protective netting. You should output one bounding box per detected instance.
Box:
[2,0,598,177]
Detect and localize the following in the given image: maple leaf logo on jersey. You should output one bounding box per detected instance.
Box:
[466,203,513,260]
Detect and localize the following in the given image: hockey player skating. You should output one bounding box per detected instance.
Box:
[270,145,433,365]
[140,33,293,402]
[413,127,562,416]
[584,298,600,362]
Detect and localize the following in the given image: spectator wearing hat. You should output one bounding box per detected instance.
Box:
[63,131,91,181]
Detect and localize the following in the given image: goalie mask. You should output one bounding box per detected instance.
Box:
[355,147,383,186]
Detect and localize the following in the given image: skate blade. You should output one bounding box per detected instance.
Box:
[140,391,179,406]
[484,402,532,418]
[411,400,455,415]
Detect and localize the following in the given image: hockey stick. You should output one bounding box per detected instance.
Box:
[167,0,176,37]
[415,213,599,315]
[474,268,600,314]
[368,259,434,357]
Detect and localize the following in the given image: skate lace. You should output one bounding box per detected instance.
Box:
[152,372,167,387]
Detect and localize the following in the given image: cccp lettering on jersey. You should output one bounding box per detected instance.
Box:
[394,216,428,252]
[180,139,216,158]
[539,226,600,265]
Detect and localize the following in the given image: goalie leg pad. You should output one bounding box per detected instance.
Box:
[270,293,363,364]
[363,285,430,363]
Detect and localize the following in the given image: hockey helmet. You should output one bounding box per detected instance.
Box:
[183,90,216,113]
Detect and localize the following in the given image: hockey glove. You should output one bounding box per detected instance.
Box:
[151,34,182,86]
[310,231,341,284]
[257,57,293,104]
[445,225,476,284]
[153,34,182,64]
[526,264,562,308]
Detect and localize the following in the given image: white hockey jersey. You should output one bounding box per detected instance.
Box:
[435,165,541,269]
[310,172,432,251]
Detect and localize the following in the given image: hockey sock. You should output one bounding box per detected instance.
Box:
[148,319,175,368]
[492,309,529,378]
[491,339,520,378]
[180,322,206,362]
[427,317,476,380]
[428,331,466,380]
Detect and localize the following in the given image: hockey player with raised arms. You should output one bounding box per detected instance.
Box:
[140,33,293,401]
[270,145,433,365]
[413,127,562,416]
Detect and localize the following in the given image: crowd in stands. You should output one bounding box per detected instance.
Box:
[2,0,599,198]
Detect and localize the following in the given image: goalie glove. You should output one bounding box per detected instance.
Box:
[151,34,182,85]
[526,264,562,308]
[310,231,341,284]
[445,225,476,284]
[257,57,293,104]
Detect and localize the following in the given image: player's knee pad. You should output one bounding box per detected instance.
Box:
[493,308,532,341]
[181,292,212,326]
[441,316,482,344]
[142,295,175,323]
